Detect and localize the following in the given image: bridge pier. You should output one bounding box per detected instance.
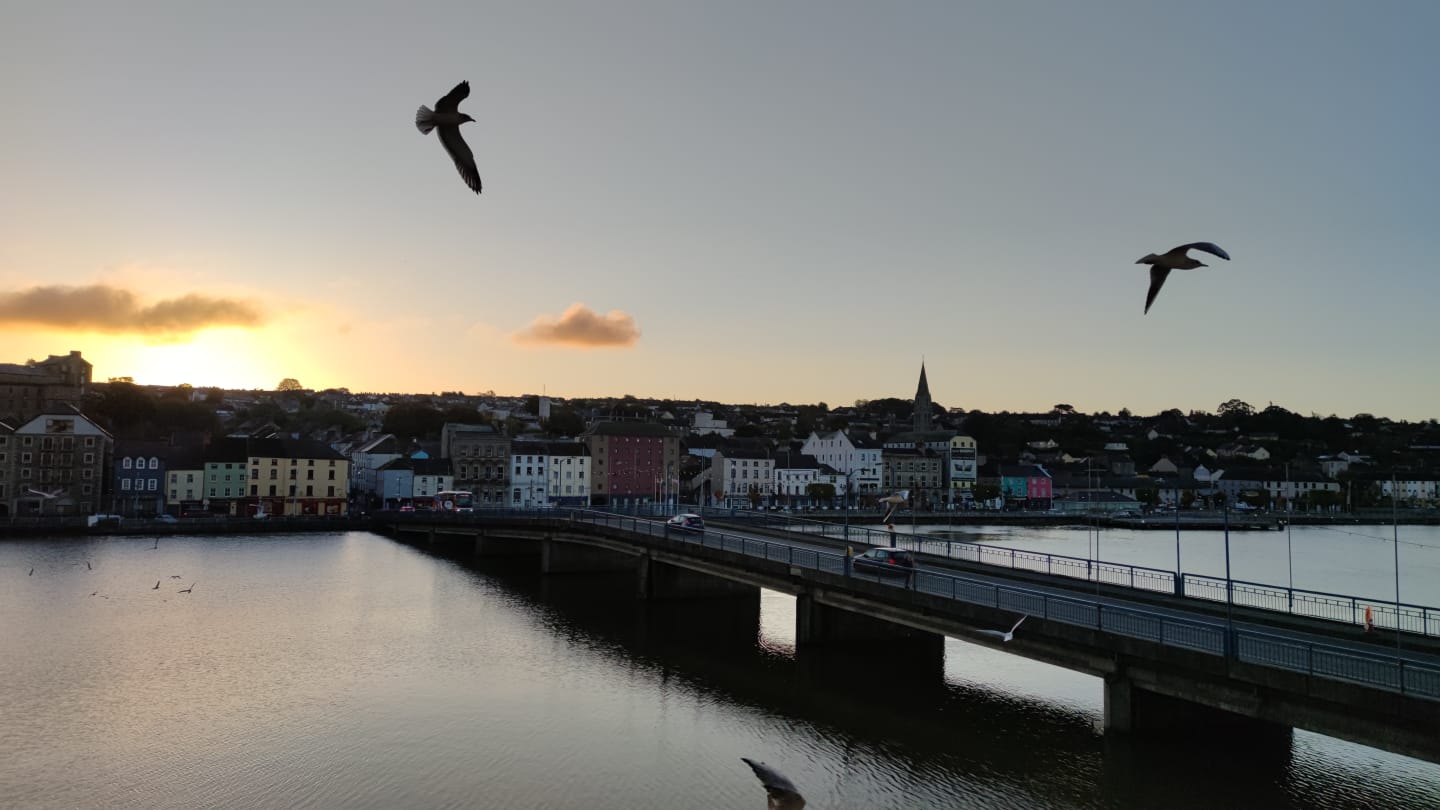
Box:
[795,594,944,650]
[639,557,760,600]
[1104,673,1292,741]
[542,538,637,574]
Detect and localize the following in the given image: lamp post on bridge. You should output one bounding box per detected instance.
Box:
[842,467,872,544]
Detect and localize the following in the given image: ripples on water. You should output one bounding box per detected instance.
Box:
[2,531,1439,809]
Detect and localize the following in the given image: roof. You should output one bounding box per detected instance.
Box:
[588,421,675,437]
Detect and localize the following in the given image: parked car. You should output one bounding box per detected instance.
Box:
[852,548,916,577]
[155,514,179,524]
[86,514,123,528]
[666,513,705,533]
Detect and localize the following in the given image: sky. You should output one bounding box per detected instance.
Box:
[2,2,1437,420]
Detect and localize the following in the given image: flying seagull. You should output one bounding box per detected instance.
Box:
[742,758,806,810]
[153,580,160,590]
[178,583,195,594]
[878,490,910,524]
[1136,242,1231,314]
[416,80,482,194]
[974,615,1027,643]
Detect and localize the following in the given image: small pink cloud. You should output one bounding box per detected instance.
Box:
[513,303,640,348]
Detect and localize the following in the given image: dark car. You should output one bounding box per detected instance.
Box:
[666,513,705,533]
[852,547,916,577]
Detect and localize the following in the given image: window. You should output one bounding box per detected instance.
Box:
[289,469,297,480]
[122,479,132,491]
[270,469,277,480]
[123,457,133,469]
[328,470,335,480]
[170,473,178,484]
[306,485,313,496]
[327,486,335,496]
[251,469,259,480]
[150,458,159,470]
[148,479,158,491]
[269,485,277,496]
[251,485,258,496]
[513,488,521,503]
[306,470,314,480]
[289,485,297,496]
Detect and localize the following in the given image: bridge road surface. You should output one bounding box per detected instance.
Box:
[575,513,1440,673]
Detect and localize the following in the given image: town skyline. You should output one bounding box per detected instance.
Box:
[4,4,1438,421]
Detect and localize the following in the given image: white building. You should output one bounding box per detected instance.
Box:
[351,434,404,495]
[800,430,882,496]
[511,440,590,507]
[710,448,774,507]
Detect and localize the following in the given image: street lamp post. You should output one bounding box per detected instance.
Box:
[842,466,871,543]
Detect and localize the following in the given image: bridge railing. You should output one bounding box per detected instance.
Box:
[594,511,1440,703]
[386,508,1440,701]
[671,505,1440,639]
[1182,575,1440,636]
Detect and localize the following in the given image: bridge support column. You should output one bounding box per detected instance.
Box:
[638,558,760,601]
[542,539,637,574]
[795,594,944,649]
[1104,674,1291,739]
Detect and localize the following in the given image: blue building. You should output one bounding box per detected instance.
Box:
[112,439,169,516]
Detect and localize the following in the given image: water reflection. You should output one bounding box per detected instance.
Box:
[2,531,1439,809]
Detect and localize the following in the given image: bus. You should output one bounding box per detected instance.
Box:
[422,490,476,512]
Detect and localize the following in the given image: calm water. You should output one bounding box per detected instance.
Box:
[2,528,1439,809]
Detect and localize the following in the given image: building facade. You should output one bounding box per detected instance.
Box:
[0,412,110,517]
[585,422,679,507]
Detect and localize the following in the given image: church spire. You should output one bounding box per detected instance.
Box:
[913,361,933,432]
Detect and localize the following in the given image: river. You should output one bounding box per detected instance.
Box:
[2,527,1439,809]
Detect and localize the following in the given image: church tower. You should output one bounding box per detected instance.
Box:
[913,362,933,432]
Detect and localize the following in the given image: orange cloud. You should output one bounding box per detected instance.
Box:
[0,284,263,339]
[513,303,640,348]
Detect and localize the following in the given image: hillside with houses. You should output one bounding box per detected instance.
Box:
[4,352,1439,519]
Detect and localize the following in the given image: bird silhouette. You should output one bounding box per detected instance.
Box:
[742,758,806,809]
[178,583,195,594]
[878,490,910,523]
[416,80,481,194]
[153,580,160,590]
[29,567,34,576]
[169,575,182,579]
[86,561,92,570]
[974,615,1027,643]
[1137,242,1230,313]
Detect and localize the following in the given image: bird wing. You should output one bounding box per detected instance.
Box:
[1175,242,1230,261]
[1009,615,1028,634]
[881,503,898,523]
[1144,266,1171,314]
[973,629,1006,640]
[438,125,483,194]
[742,759,805,808]
[434,80,470,114]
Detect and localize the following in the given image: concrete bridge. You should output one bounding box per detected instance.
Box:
[377,509,1440,764]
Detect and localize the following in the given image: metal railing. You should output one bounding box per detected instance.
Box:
[385,508,1440,702]
[665,505,1440,639]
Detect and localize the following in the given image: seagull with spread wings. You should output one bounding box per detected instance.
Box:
[742,758,806,810]
[974,615,1027,643]
[416,80,482,194]
[1136,242,1231,314]
[878,490,910,524]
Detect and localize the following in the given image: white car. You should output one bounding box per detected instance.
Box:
[666,513,705,533]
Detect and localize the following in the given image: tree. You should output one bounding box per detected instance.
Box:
[972,483,1001,502]
[1052,403,1074,415]
[544,408,586,437]
[277,378,303,392]
[748,484,762,509]
[806,482,835,501]
[1217,399,1254,417]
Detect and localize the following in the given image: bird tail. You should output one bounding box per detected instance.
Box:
[415,105,436,135]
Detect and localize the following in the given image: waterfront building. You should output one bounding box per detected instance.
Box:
[585,422,679,507]
[0,412,110,517]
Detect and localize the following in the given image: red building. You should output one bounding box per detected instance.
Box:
[584,422,680,507]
